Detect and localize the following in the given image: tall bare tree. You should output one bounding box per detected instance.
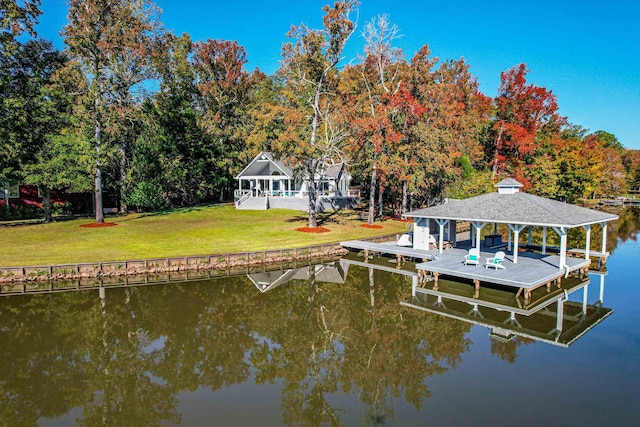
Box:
[278,0,358,228]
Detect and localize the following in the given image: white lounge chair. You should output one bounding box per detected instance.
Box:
[485,251,506,269]
[464,248,480,266]
[396,233,412,247]
[428,234,438,250]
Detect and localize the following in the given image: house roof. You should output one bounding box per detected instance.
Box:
[236,152,349,181]
[323,164,344,179]
[405,181,618,228]
[248,262,348,293]
[235,152,293,179]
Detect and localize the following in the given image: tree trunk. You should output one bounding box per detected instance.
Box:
[40,185,52,223]
[94,97,104,223]
[378,185,384,218]
[307,159,317,228]
[119,144,127,214]
[95,166,104,223]
[402,180,408,214]
[368,152,377,225]
[492,122,504,181]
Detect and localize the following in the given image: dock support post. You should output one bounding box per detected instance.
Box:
[556,298,565,332]
[552,226,568,270]
[582,283,589,314]
[471,222,488,252]
[471,223,475,247]
[435,219,450,253]
[599,274,605,304]
[396,254,403,268]
[583,224,591,260]
[507,224,526,263]
[542,227,547,254]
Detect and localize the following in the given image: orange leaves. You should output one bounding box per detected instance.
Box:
[492,63,568,178]
[496,63,564,134]
[192,38,266,101]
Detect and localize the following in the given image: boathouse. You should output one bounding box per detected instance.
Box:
[406,178,618,264]
[341,178,618,302]
[404,178,618,298]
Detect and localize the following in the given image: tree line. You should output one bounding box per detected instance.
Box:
[2,0,639,224]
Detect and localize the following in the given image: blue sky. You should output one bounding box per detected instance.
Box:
[37,0,639,149]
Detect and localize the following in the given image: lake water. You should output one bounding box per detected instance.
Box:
[1,210,638,426]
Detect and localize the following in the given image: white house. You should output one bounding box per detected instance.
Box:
[234,152,359,211]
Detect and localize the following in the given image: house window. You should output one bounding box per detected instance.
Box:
[7,183,19,198]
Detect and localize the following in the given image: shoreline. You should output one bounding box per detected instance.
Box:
[0,234,398,285]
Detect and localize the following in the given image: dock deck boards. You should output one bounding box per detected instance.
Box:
[415,248,590,290]
[340,240,436,260]
[340,239,592,293]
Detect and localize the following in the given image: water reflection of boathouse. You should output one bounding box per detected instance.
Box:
[338,256,613,347]
[401,271,612,347]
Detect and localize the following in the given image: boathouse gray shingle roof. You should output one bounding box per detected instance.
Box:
[405,189,618,228]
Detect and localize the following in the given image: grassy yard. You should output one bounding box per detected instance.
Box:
[0,205,409,267]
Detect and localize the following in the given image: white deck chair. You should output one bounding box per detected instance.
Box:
[485,251,506,269]
[464,248,480,266]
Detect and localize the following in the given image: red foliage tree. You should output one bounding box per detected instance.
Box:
[491,63,566,185]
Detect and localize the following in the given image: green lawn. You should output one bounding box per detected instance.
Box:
[0,205,409,267]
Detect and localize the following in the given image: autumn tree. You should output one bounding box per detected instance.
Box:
[193,38,265,200]
[63,0,161,222]
[0,0,41,56]
[278,0,359,228]
[406,50,491,207]
[622,149,640,192]
[246,74,288,154]
[128,32,219,209]
[346,14,410,223]
[489,63,566,186]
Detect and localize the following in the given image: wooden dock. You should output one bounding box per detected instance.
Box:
[340,238,592,303]
[415,248,590,301]
[340,239,436,267]
[339,254,420,277]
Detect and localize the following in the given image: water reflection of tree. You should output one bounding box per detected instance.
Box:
[567,206,639,253]
[609,207,639,249]
[339,267,471,422]
[249,265,472,425]
[489,336,535,364]
[0,264,473,426]
[80,287,181,426]
[0,293,95,426]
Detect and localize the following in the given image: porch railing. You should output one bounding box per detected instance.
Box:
[235,189,360,200]
[235,191,252,208]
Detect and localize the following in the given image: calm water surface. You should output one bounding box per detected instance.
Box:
[1,210,639,426]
